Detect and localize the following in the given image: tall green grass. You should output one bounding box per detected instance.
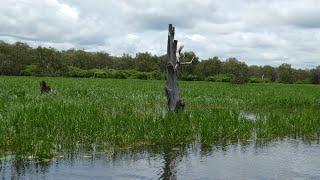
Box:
[0,76,319,160]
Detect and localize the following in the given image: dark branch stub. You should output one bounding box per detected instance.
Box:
[164,24,191,111]
[40,81,51,94]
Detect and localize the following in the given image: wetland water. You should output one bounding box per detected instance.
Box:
[1,138,320,179]
[2,78,320,179]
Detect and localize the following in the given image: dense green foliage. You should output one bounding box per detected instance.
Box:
[205,74,231,82]
[0,77,319,160]
[1,41,319,84]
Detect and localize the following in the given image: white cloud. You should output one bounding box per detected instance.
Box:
[186,34,206,42]
[126,34,140,41]
[52,0,79,21]
[0,0,103,44]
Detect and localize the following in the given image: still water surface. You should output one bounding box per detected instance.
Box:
[1,139,320,179]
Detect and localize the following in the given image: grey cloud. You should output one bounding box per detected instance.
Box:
[0,33,40,41]
[287,14,320,28]
[123,0,217,31]
[281,2,320,28]
[0,0,107,45]
[129,14,194,30]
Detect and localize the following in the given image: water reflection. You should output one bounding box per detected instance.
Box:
[159,148,178,180]
[1,138,320,179]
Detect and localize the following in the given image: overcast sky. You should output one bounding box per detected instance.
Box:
[1,0,320,68]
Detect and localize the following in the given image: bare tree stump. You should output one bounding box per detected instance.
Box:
[164,24,194,111]
[40,81,51,94]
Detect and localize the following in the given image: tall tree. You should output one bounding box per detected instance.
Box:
[294,69,311,83]
[135,52,159,72]
[223,58,249,84]
[195,56,222,80]
[311,66,320,84]
[179,51,199,80]
[249,65,261,77]
[277,63,294,83]
[261,65,277,82]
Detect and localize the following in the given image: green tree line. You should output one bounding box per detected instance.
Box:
[1,41,320,84]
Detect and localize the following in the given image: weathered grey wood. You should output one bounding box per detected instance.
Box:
[164,24,185,111]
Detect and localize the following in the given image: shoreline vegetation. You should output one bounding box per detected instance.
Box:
[1,41,320,84]
[0,76,319,160]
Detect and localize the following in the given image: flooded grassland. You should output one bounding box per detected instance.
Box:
[0,77,320,179]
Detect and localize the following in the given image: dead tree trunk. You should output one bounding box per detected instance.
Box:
[164,24,194,111]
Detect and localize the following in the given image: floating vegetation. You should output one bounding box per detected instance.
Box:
[0,76,319,160]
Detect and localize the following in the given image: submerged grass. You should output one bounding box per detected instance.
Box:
[0,76,319,160]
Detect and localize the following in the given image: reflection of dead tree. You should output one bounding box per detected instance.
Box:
[164,24,195,111]
[160,149,178,180]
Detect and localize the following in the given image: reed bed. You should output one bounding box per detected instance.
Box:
[0,76,319,160]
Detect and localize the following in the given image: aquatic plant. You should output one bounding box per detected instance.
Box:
[0,76,319,160]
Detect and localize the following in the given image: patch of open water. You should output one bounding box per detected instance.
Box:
[1,138,320,179]
[239,110,259,121]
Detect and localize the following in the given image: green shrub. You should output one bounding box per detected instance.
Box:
[182,74,199,81]
[296,79,312,84]
[125,70,162,80]
[21,65,38,76]
[206,74,231,82]
[135,72,149,80]
[67,66,88,77]
[123,70,139,79]
[63,67,161,80]
[150,71,163,80]
[250,77,270,83]
[113,70,127,79]
[94,69,111,78]
[90,69,130,79]
[230,73,249,84]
